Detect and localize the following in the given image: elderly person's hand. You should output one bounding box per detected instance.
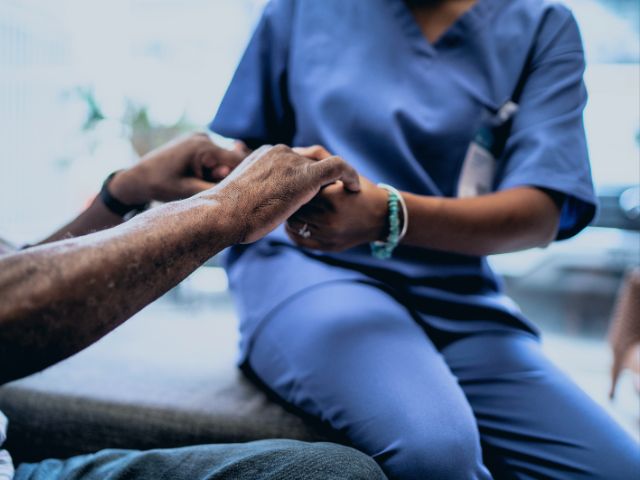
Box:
[109,133,249,204]
[0,144,360,384]
[206,144,361,244]
[285,146,388,252]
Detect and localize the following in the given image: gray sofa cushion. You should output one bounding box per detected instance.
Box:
[0,297,332,463]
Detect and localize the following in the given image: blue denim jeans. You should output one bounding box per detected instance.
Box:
[14,439,386,480]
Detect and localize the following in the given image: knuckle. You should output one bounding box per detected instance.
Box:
[271,144,291,154]
[336,157,350,172]
[326,156,344,174]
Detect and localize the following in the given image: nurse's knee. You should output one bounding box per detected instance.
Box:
[383,422,484,479]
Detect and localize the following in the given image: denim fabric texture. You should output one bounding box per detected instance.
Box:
[15,440,385,480]
[0,411,14,480]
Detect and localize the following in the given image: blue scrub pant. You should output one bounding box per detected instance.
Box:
[14,440,386,480]
[245,281,640,480]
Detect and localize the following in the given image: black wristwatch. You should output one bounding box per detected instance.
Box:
[99,171,149,218]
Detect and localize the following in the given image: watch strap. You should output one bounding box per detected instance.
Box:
[99,171,149,218]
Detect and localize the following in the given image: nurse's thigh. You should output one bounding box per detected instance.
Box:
[442,332,640,480]
[247,281,491,480]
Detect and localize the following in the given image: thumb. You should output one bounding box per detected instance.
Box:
[312,156,360,193]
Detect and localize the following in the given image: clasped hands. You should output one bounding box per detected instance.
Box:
[112,134,388,250]
[284,146,388,252]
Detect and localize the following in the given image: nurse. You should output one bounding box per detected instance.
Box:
[210,0,639,478]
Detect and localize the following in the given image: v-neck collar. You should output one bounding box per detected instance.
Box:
[390,0,496,57]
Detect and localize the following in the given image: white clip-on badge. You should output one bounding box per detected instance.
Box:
[457,101,519,198]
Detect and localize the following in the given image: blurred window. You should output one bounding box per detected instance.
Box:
[564,0,639,189]
[0,0,265,243]
[0,0,637,244]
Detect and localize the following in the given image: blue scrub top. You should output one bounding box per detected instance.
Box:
[210,0,597,356]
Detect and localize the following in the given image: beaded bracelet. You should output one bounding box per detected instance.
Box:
[370,183,408,259]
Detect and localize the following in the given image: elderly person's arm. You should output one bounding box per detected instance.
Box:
[0,145,359,384]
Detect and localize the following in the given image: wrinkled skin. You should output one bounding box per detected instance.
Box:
[0,144,359,384]
[214,144,360,244]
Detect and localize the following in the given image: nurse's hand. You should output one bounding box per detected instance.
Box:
[286,146,389,252]
[209,145,361,244]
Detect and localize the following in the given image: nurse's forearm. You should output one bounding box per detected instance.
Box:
[401,187,560,256]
